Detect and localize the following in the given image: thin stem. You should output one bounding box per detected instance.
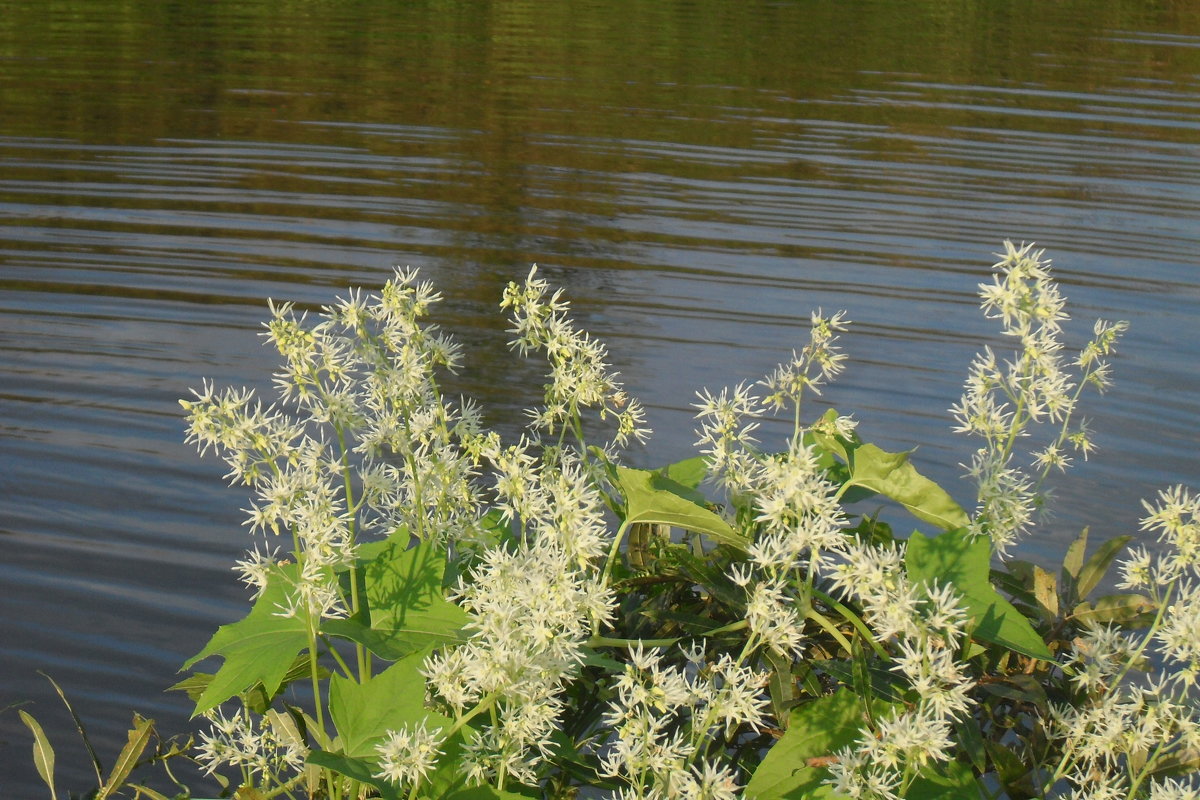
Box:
[809,586,890,660]
[318,635,356,680]
[307,621,326,737]
[805,608,855,657]
[588,620,748,650]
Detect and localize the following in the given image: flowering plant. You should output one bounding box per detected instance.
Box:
[20,244,1200,799]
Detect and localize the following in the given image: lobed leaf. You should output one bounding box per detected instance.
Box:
[307,750,400,800]
[812,412,970,531]
[327,535,469,660]
[182,563,310,716]
[328,649,451,758]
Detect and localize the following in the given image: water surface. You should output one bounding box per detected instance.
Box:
[2,0,1199,793]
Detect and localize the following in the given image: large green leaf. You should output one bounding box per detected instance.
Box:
[443,788,539,800]
[326,536,469,660]
[745,690,891,800]
[812,411,969,532]
[661,456,709,491]
[844,444,970,532]
[615,466,747,550]
[182,564,311,716]
[906,529,1054,661]
[307,750,401,800]
[906,759,986,800]
[328,650,452,758]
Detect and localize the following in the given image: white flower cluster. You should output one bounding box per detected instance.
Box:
[501,265,651,449]
[182,268,492,620]
[826,543,974,800]
[950,241,1127,555]
[373,720,445,789]
[422,453,617,787]
[1043,486,1200,798]
[196,706,307,784]
[599,644,766,800]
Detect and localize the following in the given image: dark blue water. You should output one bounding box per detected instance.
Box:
[2,1,1199,794]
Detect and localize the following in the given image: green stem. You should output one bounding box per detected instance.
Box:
[805,608,855,657]
[258,769,308,799]
[809,586,890,660]
[444,691,502,740]
[600,519,632,599]
[334,427,369,682]
[587,621,748,650]
[318,635,356,680]
[307,622,326,737]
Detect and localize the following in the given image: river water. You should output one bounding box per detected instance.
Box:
[1,0,1199,794]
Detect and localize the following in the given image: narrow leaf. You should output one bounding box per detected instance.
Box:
[1071,593,1156,626]
[19,710,57,800]
[1062,528,1089,592]
[1076,535,1133,600]
[954,716,987,774]
[1033,565,1058,620]
[127,785,172,800]
[97,715,154,799]
[443,788,540,800]
[41,671,103,785]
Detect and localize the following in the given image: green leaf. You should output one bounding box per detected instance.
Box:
[906,528,1054,661]
[661,456,709,490]
[126,784,173,800]
[745,689,893,800]
[1076,535,1133,600]
[615,466,747,550]
[1071,593,1156,626]
[765,648,797,728]
[41,671,103,786]
[443,788,539,800]
[96,715,154,799]
[840,443,970,532]
[977,674,1048,710]
[182,563,311,716]
[1033,565,1058,620]
[19,710,57,800]
[1062,527,1089,597]
[954,716,987,774]
[339,537,470,660]
[306,750,400,800]
[906,759,986,800]
[328,650,452,758]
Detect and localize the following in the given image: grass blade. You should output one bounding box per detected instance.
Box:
[40,671,104,786]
